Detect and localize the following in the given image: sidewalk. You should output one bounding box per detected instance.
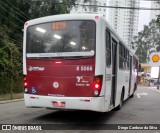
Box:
[0,98,24,104]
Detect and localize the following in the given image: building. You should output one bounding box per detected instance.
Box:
[70,0,98,14]
[150,1,160,21]
[71,0,140,48]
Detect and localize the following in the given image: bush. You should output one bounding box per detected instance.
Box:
[0,76,23,94]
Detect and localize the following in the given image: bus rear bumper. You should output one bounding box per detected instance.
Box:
[24,94,106,112]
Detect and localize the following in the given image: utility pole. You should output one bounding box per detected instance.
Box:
[9,46,13,100]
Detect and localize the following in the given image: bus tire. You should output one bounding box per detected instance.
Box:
[130,92,134,98]
[116,89,124,110]
[130,83,137,98]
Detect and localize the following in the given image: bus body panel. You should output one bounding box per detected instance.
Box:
[117,70,130,101]
[24,94,105,112]
[94,17,106,97]
[26,57,95,97]
[23,24,27,75]
[130,67,138,94]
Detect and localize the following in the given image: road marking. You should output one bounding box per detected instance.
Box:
[137,92,148,98]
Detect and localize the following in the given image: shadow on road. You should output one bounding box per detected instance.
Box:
[34,110,115,124]
[32,97,133,124]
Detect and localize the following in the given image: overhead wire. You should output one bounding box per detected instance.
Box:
[0,31,22,44]
[0,26,23,40]
[0,2,23,45]
[5,0,31,20]
[0,13,24,29]
[141,0,160,1]
[24,0,48,17]
[53,2,160,10]
[98,0,160,1]
[0,0,29,21]
[0,11,24,40]
[0,4,25,24]
[0,23,23,44]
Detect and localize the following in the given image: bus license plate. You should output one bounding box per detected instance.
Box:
[52,101,65,107]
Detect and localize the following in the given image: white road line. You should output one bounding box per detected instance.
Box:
[137,92,148,98]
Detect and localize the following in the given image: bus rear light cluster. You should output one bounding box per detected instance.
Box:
[24,75,28,93]
[93,75,103,96]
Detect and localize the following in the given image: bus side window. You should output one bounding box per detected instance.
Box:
[124,48,128,70]
[126,50,129,69]
[133,57,138,70]
[106,29,111,67]
[119,43,123,69]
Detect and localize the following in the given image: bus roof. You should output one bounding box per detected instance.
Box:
[26,13,102,25]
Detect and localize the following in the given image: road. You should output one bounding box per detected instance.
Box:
[0,86,160,133]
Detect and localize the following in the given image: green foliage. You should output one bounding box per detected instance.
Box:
[0,77,23,95]
[131,2,160,64]
[0,0,78,94]
[131,19,160,63]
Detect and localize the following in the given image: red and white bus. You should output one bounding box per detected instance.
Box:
[23,14,138,112]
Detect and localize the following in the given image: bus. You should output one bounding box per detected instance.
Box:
[23,14,138,112]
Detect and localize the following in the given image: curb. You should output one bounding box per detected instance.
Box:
[0,98,24,104]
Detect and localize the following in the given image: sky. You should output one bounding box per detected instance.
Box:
[138,1,151,31]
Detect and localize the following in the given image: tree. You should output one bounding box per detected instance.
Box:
[131,1,160,63]
[131,19,160,63]
[0,0,82,95]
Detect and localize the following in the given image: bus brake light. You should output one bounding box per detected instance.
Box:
[93,75,103,96]
[94,83,100,89]
[24,82,28,87]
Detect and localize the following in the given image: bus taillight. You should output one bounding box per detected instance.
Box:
[24,82,28,87]
[94,84,100,89]
[24,75,28,93]
[93,75,103,96]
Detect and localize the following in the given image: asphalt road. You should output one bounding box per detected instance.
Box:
[0,86,160,133]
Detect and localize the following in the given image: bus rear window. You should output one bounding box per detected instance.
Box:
[26,20,96,54]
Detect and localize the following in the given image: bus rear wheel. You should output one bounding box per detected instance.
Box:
[130,83,137,98]
[130,92,134,98]
[116,90,124,110]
